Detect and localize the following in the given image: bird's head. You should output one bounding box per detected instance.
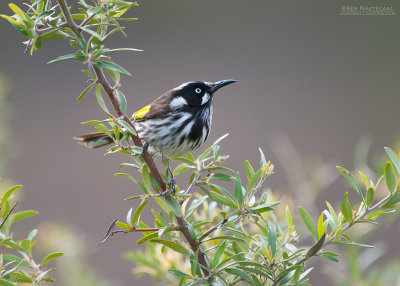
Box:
[169,79,236,109]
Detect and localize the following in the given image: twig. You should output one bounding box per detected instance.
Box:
[198,218,227,242]
[271,193,392,286]
[98,218,180,245]
[56,0,81,35]
[0,201,18,230]
[176,216,210,277]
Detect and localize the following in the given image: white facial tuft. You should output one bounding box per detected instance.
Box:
[201,93,211,105]
[170,96,188,109]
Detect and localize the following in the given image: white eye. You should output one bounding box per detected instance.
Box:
[195,88,202,94]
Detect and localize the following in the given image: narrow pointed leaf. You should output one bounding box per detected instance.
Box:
[131,200,148,227]
[234,173,243,204]
[341,192,352,222]
[95,60,131,76]
[168,269,192,279]
[385,147,400,176]
[298,206,318,240]
[41,252,63,266]
[384,162,396,193]
[337,166,363,200]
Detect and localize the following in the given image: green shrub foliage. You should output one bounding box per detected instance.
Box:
[2,1,400,285]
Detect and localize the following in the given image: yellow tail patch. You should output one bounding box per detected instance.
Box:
[131,105,151,120]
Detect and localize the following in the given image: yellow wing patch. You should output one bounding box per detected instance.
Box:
[131,104,151,120]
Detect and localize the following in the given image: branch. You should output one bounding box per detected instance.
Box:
[56,0,81,36]
[271,193,393,286]
[176,216,210,277]
[99,219,180,245]
[56,0,210,277]
[198,217,227,242]
[56,0,166,193]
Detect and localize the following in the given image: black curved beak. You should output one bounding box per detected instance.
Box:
[209,79,236,93]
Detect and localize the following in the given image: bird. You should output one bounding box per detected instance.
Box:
[74,79,236,158]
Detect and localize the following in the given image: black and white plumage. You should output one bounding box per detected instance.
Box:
[74,80,236,158]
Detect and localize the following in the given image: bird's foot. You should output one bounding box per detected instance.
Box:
[162,177,176,197]
[141,141,149,156]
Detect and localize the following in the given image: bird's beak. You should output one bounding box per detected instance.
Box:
[209,79,236,93]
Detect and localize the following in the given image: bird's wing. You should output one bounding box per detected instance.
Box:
[131,91,173,121]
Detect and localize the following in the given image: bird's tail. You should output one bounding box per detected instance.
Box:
[74,131,118,148]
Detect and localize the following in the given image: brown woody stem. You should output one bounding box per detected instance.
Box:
[56,0,209,277]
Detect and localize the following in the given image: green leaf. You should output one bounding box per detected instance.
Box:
[95,60,131,76]
[341,192,353,222]
[208,184,237,204]
[103,48,143,53]
[207,191,238,209]
[244,160,255,180]
[336,166,363,200]
[245,169,262,196]
[212,133,229,146]
[385,162,396,193]
[251,202,280,213]
[164,196,182,216]
[267,220,277,257]
[212,241,227,268]
[126,208,133,225]
[115,221,131,230]
[35,10,54,25]
[286,205,292,226]
[234,173,243,205]
[77,82,96,102]
[95,84,110,114]
[9,210,38,224]
[326,201,339,226]
[333,241,374,248]
[225,268,256,285]
[317,212,324,239]
[41,252,63,266]
[298,206,318,240]
[3,272,32,283]
[131,200,148,227]
[366,188,374,206]
[168,269,192,279]
[124,195,144,201]
[382,193,400,208]
[185,196,207,219]
[21,239,31,257]
[0,279,16,286]
[27,229,38,241]
[118,120,137,136]
[209,173,232,181]
[150,239,188,255]
[385,147,400,176]
[141,165,151,192]
[81,26,103,41]
[173,163,192,176]
[136,232,158,245]
[319,252,339,262]
[1,185,22,208]
[359,171,370,190]
[259,148,267,168]
[95,123,112,137]
[115,90,127,114]
[48,53,85,64]
[8,3,34,28]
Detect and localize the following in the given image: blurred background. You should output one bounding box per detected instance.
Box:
[1,0,400,285]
